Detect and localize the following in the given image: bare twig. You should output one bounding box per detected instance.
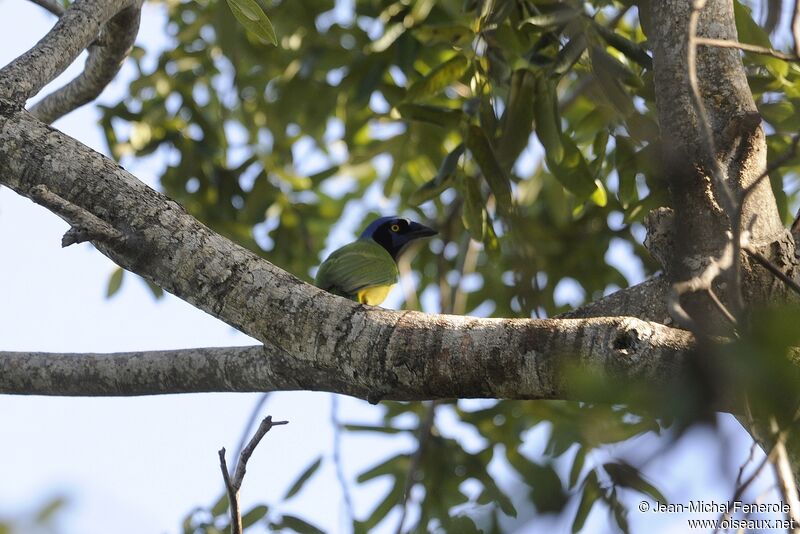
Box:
[668,240,735,331]
[395,401,438,534]
[29,185,123,246]
[768,417,800,531]
[233,393,271,462]
[744,247,800,296]
[219,416,289,534]
[28,0,66,17]
[695,37,799,62]
[330,395,355,528]
[30,1,143,124]
[793,0,800,59]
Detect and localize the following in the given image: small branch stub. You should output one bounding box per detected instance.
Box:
[29,185,123,246]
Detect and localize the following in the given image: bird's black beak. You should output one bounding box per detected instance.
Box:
[408,221,437,239]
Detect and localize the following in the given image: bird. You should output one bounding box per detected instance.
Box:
[314,216,437,305]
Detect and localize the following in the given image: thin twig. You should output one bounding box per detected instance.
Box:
[28,0,66,17]
[218,416,289,534]
[330,395,355,528]
[768,417,800,531]
[744,247,800,296]
[695,37,799,62]
[668,240,735,332]
[233,393,271,462]
[395,401,438,534]
[793,0,800,59]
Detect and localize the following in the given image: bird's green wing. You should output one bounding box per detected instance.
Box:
[314,239,399,300]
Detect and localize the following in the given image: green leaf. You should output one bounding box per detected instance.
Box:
[410,143,465,204]
[407,55,470,100]
[603,462,667,504]
[284,456,323,500]
[533,75,563,163]
[553,34,588,76]
[497,69,536,171]
[572,471,601,533]
[144,279,164,299]
[589,46,635,116]
[106,267,125,298]
[343,424,412,434]
[592,23,652,70]
[466,124,513,216]
[413,24,474,46]
[520,6,580,29]
[275,514,325,534]
[615,136,638,208]
[547,135,596,199]
[395,103,465,128]
[210,493,229,517]
[458,172,488,241]
[225,0,277,46]
[569,447,586,488]
[241,505,269,528]
[733,0,771,48]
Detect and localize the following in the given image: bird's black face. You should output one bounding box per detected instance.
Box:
[362,217,437,259]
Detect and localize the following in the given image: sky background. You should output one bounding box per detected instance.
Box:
[0,2,787,533]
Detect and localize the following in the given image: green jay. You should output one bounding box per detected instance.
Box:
[315,216,437,305]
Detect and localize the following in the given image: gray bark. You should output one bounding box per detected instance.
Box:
[0,317,702,406]
[30,1,142,124]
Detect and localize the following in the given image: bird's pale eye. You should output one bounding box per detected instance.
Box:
[390,224,400,232]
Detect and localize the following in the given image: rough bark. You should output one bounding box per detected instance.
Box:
[0,316,702,406]
[648,0,797,322]
[30,1,142,124]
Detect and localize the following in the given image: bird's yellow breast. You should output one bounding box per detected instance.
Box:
[357,284,395,305]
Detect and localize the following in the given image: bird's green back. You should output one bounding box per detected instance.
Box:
[314,239,399,301]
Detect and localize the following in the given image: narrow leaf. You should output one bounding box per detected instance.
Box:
[589,46,635,116]
[466,124,513,216]
[497,69,536,172]
[395,103,465,128]
[276,514,325,534]
[553,34,588,76]
[593,23,652,69]
[603,462,667,505]
[458,172,488,241]
[533,75,563,163]
[241,505,269,528]
[547,135,596,199]
[410,143,465,205]
[106,267,124,298]
[520,6,580,29]
[284,456,323,500]
[407,55,470,100]
[226,0,277,46]
[572,472,601,533]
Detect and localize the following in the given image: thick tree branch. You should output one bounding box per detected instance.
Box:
[0,0,134,104]
[30,1,142,124]
[0,314,703,405]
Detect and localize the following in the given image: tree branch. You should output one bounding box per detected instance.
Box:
[0,0,134,104]
[0,312,705,405]
[30,1,142,124]
[29,0,66,17]
[0,109,707,408]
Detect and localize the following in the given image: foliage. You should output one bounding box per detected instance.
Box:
[97,0,800,531]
